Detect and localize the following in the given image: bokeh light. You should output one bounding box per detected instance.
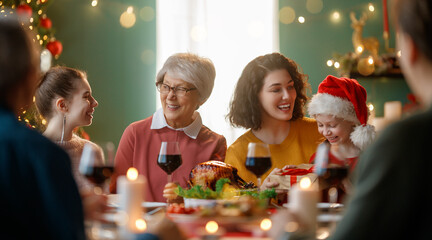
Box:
[279,6,296,24]
[140,6,155,22]
[306,0,323,14]
[298,16,305,23]
[120,7,136,28]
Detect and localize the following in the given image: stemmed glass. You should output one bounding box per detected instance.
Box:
[79,142,115,194]
[314,141,349,203]
[157,142,182,183]
[245,142,272,188]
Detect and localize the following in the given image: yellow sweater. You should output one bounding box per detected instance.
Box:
[225,117,323,185]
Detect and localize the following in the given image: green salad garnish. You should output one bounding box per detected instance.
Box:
[174,178,276,200]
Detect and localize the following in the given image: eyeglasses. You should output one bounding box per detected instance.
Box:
[156,83,197,97]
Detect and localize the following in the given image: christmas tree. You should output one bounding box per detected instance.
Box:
[2,1,89,139]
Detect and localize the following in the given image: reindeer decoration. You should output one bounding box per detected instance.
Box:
[350,12,379,59]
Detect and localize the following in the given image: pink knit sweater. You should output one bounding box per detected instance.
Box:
[56,134,98,191]
[110,116,227,202]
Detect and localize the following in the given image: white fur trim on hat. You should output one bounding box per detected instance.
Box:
[308,93,360,125]
[351,124,376,150]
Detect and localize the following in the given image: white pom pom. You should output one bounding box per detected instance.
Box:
[350,124,376,150]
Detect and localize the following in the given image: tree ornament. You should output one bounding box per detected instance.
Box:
[46,40,63,57]
[17,4,33,18]
[39,16,52,29]
[40,49,52,72]
[357,58,375,76]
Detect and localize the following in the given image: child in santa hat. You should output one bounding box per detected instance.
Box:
[308,75,376,171]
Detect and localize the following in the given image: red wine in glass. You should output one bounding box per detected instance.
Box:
[157,154,182,175]
[245,157,272,178]
[84,166,115,186]
[245,143,272,188]
[318,166,349,203]
[157,142,182,183]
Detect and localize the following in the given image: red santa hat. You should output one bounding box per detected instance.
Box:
[308,75,376,150]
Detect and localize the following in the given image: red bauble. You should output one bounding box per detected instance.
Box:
[46,40,63,57]
[39,17,52,29]
[17,4,33,18]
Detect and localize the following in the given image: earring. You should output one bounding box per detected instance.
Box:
[60,115,66,144]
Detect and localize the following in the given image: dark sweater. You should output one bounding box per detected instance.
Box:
[0,106,85,240]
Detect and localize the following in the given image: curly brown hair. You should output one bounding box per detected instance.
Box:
[227,52,310,130]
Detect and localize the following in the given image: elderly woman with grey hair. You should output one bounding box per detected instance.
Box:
[110,53,227,202]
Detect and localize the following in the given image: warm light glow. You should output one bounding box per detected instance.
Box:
[32,96,35,102]
[91,0,98,7]
[306,0,323,14]
[39,40,43,45]
[285,221,299,232]
[29,26,33,30]
[127,168,138,181]
[30,17,34,23]
[356,45,364,54]
[205,221,219,234]
[331,11,340,21]
[140,6,155,22]
[397,50,402,57]
[279,6,296,24]
[36,35,40,40]
[316,227,330,239]
[27,0,31,3]
[326,60,334,67]
[334,62,340,69]
[298,16,305,23]
[41,119,47,125]
[260,218,272,231]
[135,219,147,231]
[299,177,312,189]
[368,3,375,12]
[38,10,42,15]
[43,35,48,40]
[368,56,374,65]
[368,103,374,111]
[120,9,136,28]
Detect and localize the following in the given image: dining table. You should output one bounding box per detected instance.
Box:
[86,194,344,240]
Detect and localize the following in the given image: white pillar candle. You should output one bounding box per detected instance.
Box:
[384,101,402,121]
[289,177,318,234]
[117,167,146,233]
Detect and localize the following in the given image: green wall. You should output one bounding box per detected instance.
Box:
[279,0,411,117]
[48,0,156,144]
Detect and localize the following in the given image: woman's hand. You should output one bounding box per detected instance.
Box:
[81,190,109,221]
[163,182,183,203]
[260,168,283,190]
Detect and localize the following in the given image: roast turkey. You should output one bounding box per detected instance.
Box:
[188,160,255,190]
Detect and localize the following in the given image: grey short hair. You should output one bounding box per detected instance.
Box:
[156,53,216,104]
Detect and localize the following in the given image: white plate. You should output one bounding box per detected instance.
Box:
[283,202,344,209]
[107,194,166,209]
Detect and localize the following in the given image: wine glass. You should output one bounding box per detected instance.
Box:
[245,142,272,188]
[79,142,115,194]
[314,142,349,203]
[157,142,182,183]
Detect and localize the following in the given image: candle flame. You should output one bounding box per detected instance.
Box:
[260,218,272,231]
[299,177,311,189]
[135,218,147,231]
[127,168,138,181]
[205,221,218,234]
[368,56,374,65]
[356,45,364,54]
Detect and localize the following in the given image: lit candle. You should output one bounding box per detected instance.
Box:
[117,167,146,232]
[384,101,402,122]
[198,221,225,240]
[289,177,318,234]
